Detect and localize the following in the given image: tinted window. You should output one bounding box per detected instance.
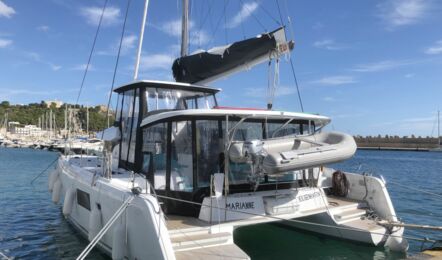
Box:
[142,122,168,190]
[196,120,223,187]
[170,121,193,191]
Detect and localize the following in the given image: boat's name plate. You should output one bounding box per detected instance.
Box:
[296,191,321,203]
[226,201,255,210]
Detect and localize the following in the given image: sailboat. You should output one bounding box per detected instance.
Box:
[429,110,442,152]
[48,1,408,259]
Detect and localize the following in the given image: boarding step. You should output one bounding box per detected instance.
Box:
[334,208,367,224]
[175,243,250,260]
[171,231,232,251]
[342,218,387,234]
[169,226,212,238]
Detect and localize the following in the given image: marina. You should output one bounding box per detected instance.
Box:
[0,0,441,259]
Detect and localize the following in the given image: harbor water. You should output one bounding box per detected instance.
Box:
[0,147,441,259]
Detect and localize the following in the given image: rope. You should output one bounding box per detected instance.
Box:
[257,1,281,26]
[289,57,304,112]
[239,0,266,31]
[388,180,442,199]
[210,0,230,44]
[75,0,108,105]
[275,0,284,26]
[76,195,134,260]
[238,1,246,40]
[154,193,434,243]
[102,0,132,139]
[30,156,59,185]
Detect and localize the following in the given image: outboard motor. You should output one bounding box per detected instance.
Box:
[229,139,265,190]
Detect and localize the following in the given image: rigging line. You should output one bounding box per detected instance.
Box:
[75,0,108,105]
[210,0,230,43]
[238,0,246,40]
[239,0,267,31]
[196,0,214,48]
[281,0,303,112]
[197,0,206,48]
[103,0,132,140]
[208,0,216,38]
[275,0,284,26]
[284,0,295,41]
[257,0,281,26]
[431,113,437,137]
[289,57,304,112]
[154,193,433,243]
[30,156,59,185]
[188,0,193,53]
[223,0,228,44]
[388,180,442,199]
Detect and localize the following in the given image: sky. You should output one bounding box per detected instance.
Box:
[0,0,442,137]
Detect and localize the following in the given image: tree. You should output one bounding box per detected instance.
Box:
[0,101,10,108]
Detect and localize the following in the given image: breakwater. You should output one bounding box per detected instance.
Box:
[354,136,440,151]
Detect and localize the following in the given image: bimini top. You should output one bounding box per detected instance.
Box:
[141,108,331,128]
[113,80,220,94]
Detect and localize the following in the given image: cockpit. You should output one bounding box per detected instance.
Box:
[113,80,220,169]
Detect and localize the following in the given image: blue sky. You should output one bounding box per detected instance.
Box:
[0,0,442,136]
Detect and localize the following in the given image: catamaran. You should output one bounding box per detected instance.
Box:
[48,1,408,259]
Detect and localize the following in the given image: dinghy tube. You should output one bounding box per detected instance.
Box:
[228,131,356,174]
[262,131,357,174]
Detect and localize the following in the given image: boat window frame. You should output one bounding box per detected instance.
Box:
[117,87,146,170]
[141,115,313,187]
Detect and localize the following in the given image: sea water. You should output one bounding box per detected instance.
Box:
[0,148,440,259]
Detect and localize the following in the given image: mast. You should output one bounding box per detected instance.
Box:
[133,0,150,80]
[438,110,440,146]
[181,0,189,57]
[86,106,89,137]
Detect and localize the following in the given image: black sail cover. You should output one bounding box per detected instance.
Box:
[172,27,294,84]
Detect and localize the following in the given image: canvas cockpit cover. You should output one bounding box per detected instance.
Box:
[172,27,294,84]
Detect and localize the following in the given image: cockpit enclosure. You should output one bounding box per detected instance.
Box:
[113,80,220,169]
[112,80,332,216]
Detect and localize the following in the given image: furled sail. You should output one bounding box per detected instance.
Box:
[172,27,294,84]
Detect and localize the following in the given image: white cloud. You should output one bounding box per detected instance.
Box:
[313,39,346,50]
[244,86,297,98]
[0,1,15,18]
[0,37,12,48]
[377,0,429,28]
[227,2,259,28]
[310,76,357,86]
[122,34,137,50]
[424,40,442,55]
[160,19,184,37]
[352,60,414,72]
[322,96,336,102]
[140,53,175,71]
[36,25,50,32]
[80,6,120,26]
[157,19,210,47]
[97,34,138,56]
[71,64,94,71]
[23,51,61,71]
